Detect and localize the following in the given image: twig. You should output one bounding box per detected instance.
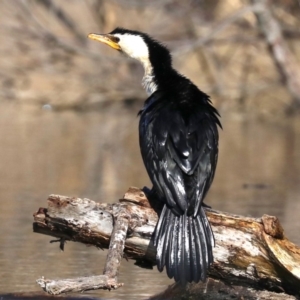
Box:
[36,275,122,294]
[16,0,105,60]
[174,4,263,55]
[37,0,86,45]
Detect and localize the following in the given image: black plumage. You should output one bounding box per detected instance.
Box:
[89,28,221,284]
[138,75,220,283]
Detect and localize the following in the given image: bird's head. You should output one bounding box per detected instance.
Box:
[88,28,172,71]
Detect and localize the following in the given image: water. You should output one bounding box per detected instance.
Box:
[0,102,299,299]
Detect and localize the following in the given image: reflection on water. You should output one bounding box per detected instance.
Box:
[0,103,299,299]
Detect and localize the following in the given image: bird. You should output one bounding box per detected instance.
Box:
[88,28,221,284]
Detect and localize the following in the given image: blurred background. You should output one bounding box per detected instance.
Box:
[0,0,300,299]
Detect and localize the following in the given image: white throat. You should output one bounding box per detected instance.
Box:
[114,33,158,95]
[141,60,157,96]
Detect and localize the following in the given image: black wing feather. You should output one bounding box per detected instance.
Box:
[139,92,219,216]
[139,90,219,283]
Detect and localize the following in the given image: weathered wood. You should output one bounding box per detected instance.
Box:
[150,278,297,300]
[33,187,300,298]
[103,206,130,280]
[36,275,121,294]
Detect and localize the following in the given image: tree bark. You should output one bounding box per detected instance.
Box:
[33,187,300,299]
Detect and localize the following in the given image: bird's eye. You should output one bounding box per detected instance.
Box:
[112,36,120,43]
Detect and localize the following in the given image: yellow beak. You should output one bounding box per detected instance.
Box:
[88,33,121,50]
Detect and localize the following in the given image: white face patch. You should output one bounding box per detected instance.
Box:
[113,33,157,95]
[114,33,149,61]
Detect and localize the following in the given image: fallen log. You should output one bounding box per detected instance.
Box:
[33,187,300,299]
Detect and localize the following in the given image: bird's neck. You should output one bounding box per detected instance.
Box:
[141,59,177,96]
[141,60,158,96]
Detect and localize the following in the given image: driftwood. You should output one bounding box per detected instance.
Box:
[33,187,300,299]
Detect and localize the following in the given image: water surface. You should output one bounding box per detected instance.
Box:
[0,103,299,299]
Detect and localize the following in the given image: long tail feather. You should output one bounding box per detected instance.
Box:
[155,205,214,283]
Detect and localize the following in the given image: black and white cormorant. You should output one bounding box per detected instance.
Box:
[88,28,221,284]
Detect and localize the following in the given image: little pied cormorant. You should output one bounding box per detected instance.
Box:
[88,28,221,284]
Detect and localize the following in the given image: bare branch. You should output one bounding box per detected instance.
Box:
[251,0,300,109]
[174,4,262,55]
[37,0,86,45]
